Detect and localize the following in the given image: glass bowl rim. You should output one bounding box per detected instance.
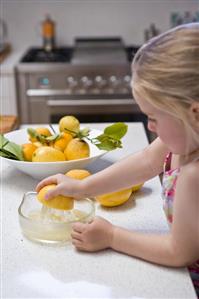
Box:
[18,191,95,225]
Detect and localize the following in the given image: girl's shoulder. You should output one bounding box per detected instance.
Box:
[182,159,199,177]
[178,159,199,197]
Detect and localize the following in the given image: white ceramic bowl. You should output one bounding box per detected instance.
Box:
[2,127,106,180]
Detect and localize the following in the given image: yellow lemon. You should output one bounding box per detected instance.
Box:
[29,127,52,142]
[22,143,37,162]
[37,169,91,210]
[59,115,80,135]
[96,188,133,207]
[33,141,43,148]
[131,183,143,192]
[64,138,90,160]
[66,169,91,179]
[32,146,65,162]
[53,132,73,152]
[37,184,74,210]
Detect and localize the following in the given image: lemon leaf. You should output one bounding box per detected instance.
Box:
[45,134,60,142]
[104,123,128,140]
[27,128,48,143]
[84,122,127,151]
[93,135,122,151]
[79,127,90,138]
[0,134,24,160]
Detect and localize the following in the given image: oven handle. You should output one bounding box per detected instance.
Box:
[27,89,73,97]
[26,90,135,106]
[46,99,134,106]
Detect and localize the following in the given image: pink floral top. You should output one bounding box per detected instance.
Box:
[162,153,199,296]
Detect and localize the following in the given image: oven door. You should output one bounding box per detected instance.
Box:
[27,90,142,124]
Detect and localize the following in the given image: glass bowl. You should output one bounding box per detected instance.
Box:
[18,192,95,245]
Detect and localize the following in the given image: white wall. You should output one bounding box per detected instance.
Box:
[1,0,199,50]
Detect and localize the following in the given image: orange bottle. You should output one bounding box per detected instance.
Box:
[42,14,56,51]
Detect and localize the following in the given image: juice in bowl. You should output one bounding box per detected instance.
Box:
[18,169,95,245]
[18,192,95,245]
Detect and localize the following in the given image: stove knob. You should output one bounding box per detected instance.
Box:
[66,76,78,88]
[109,75,120,87]
[80,76,93,88]
[95,76,106,87]
[123,75,131,86]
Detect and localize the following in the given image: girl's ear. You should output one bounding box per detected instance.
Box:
[189,102,199,124]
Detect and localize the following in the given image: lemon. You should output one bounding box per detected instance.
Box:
[37,184,74,210]
[64,138,90,160]
[32,146,65,162]
[29,127,52,142]
[59,115,80,135]
[22,143,37,162]
[53,132,73,152]
[66,169,91,179]
[96,188,133,207]
[33,141,43,148]
[131,183,143,192]
[37,169,91,210]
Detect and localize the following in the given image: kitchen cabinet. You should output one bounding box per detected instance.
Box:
[0,72,17,115]
[0,49,24,115]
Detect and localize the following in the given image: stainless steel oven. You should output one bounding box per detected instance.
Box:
[16,38,148,132]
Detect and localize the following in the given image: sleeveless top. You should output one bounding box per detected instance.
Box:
[162,153,199,296]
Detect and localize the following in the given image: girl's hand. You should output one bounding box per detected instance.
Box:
[71,216,114,252]
[35,174,81,200]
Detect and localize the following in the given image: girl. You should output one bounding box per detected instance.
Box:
[36,23,199,296]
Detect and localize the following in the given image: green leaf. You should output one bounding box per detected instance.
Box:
[79,127,90,138]
[104,123,128,140]
[45,133,60,142]
[84,122,128,152]
[0,134,24,160]
[95,140,117,151]
[0,134,9,148]
[27,128,47,143]
[27,128,37,138]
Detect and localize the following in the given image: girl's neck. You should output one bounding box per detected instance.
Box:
[179,147,199,166]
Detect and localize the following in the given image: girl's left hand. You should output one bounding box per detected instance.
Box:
[71,217,114,252]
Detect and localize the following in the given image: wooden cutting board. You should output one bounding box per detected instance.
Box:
[0,43,12,64]
[0,115,19,134]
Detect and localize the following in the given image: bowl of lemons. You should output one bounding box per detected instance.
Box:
[0,116,128,180]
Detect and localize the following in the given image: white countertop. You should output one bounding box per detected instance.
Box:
[1,123,197,298]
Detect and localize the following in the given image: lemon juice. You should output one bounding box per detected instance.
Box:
[18,192,94,245]
[23,206,88,244]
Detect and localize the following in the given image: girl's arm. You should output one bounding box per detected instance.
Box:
[111,161,199,266]
[36,137,169,199]
[73,160,199,267]
[80,137,168,197]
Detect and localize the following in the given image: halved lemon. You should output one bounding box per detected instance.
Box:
[96,188,133,207]
[37,184,74,210]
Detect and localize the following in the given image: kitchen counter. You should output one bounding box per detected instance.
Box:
[1,123,197,298]
[0,47,25,74]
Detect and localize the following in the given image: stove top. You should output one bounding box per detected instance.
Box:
[20,47,73,63]
[72,38,127,65]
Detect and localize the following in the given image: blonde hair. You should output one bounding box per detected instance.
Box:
[132,23,199,145]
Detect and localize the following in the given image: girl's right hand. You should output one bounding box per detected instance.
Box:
[35,173,82,200]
